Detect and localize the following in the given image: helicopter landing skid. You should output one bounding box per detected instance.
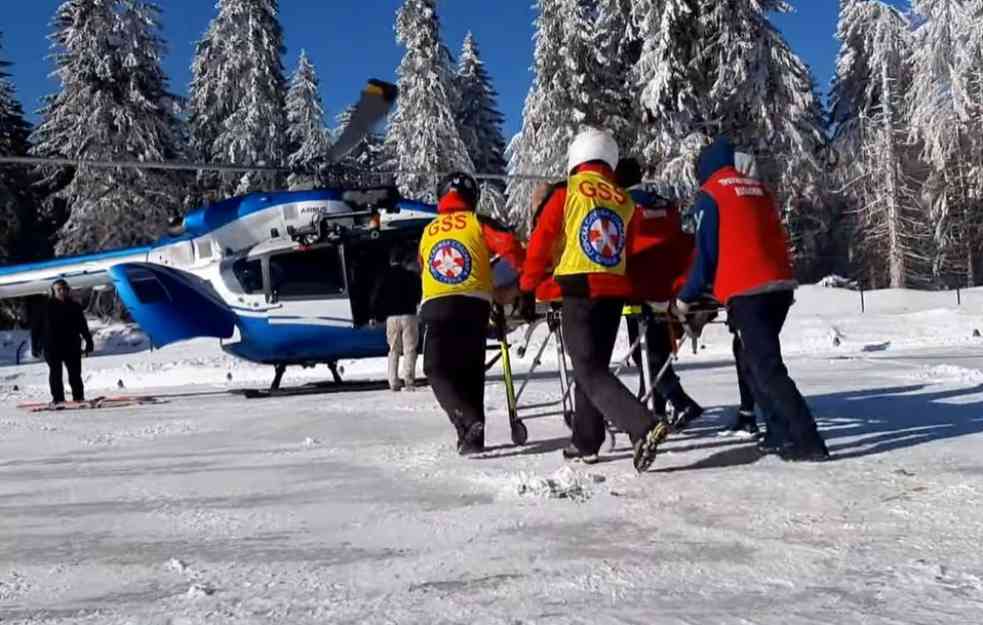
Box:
[237,379,403,399]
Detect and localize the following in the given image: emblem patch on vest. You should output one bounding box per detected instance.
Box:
[428,240,472,284]
[579,208,625,267]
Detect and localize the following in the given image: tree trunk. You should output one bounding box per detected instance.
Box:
[880,61,905,288]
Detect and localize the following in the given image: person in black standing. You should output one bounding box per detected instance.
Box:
[369,246,423,391]
[41,279,93,404]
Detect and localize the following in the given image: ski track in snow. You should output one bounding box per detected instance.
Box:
[1,286,983,623]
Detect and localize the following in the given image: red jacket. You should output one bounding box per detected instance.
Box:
[520,165,642,299]
[703,167,794,303]
[626,195,695,303]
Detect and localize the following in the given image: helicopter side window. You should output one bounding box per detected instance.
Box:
[269,246,346,300]
[233,259,264,294]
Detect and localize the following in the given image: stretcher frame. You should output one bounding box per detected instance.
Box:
[489,301,726,449]
[486,304,574,446]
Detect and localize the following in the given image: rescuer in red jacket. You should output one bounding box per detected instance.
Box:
[419,172,526,455]
[520,127,668,473]
[616,158,703,429]
[674,137,828,462]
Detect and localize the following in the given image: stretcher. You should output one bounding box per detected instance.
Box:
[485,303,572,446]
[488,300,725,449]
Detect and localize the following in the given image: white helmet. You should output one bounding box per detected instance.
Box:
[566,126,619,174]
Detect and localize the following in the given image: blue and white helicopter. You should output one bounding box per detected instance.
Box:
[0,80,446,393]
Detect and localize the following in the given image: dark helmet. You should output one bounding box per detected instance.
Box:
[436,171,480,209]
[615,157,642,189]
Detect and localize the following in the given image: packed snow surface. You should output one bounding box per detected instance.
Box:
[2,286,983,623]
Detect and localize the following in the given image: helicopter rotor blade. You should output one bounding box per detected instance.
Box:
[0,154,286,174]
[326,79,398,164]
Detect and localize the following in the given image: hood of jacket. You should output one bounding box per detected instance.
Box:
[696,136,737,186]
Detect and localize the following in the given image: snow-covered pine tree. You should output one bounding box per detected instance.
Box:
[188,0,287,197]
[455,32,510,220]
[506,0,635,233]
[31,0,184,257]
[560,0,634,148]
[830,0,929,288]
[285,50,331,190]
[589,0,638,150]
[694,0,828,273]
[506,0,569,233]
[633,0,706,194]
[698,3,826,194]
[455,33,507,182]
[384,0,473,201]
[0,33,32,265]
[907,0,982,286]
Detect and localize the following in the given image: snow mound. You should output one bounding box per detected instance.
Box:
[502,466,606,502]
[185,583,215,599]
[817,274,859,289]
[908,364,983,385]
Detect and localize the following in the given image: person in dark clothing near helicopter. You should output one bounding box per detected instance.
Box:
[419,172,526,455]
[39,279,94,404]
[370,245,423,391]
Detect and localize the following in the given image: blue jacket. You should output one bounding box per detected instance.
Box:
[677,137,736,303]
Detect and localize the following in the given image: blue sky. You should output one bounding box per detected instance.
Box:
[2,1,908,138]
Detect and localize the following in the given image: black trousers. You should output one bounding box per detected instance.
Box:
[423,301,490,443]
[627,313,699,414]
[728,291,823,448]
[732,333,756,412]
[47,352,84,403]
[564,297,656,454]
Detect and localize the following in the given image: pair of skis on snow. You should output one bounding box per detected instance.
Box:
[16,395,165,413]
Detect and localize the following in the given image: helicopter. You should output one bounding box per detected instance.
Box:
[0,79,455,393]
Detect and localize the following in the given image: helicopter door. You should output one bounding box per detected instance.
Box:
[266,245,353,325]
[343,232,422,327]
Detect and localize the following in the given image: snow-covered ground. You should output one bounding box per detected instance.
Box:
[2,285,983,624]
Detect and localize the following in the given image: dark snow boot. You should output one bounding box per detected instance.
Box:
[779,432,831,463]
[457,422,485,456]
[669,396,704,432]
[757,433,786,455]
[727,410,760,437]
[562,444,600,464]
[632,420,670,473]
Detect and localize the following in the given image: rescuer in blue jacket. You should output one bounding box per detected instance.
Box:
[675,137,828,462]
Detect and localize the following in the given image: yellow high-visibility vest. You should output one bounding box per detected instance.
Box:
[419,211,492,303]
[554,171,635,277]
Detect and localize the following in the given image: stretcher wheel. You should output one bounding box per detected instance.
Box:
[563,411,573,430]
[510,421,529,446]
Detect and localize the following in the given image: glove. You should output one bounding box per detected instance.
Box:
[515,291,537,323]
[84,341,94,355]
